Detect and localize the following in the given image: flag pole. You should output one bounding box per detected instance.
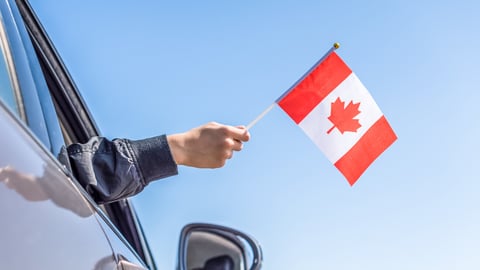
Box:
[246,103,276,130]
[246,42,340,130]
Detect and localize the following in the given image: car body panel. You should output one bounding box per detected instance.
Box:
[96,211,149,270]
[0,101,117,269]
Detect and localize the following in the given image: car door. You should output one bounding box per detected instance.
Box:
[0,0,119,269]
[7,0,156,269]
[0,104,119,270]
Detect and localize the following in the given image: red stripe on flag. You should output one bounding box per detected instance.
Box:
[334,116,397,186]
[277,52,352,124]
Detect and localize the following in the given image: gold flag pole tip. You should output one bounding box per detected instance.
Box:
[333,42,340,49]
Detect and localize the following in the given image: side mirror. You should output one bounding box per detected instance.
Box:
[177,223,262,270]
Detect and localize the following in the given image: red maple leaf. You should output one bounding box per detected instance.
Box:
[326,97,362,134]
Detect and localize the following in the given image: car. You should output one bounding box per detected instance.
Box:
[0,0,262,269]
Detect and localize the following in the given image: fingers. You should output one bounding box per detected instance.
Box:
[226,125,250,142]
[229,138,244,152]
[221,125,249,163]
[219,124,249,153]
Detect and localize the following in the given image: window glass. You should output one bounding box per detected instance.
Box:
[0,29,19,116]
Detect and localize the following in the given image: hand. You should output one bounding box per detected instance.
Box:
[167,122,250,168]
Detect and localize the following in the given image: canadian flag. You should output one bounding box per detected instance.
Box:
[277,51,397,186]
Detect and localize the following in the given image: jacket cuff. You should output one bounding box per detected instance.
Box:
[129,135,178,184]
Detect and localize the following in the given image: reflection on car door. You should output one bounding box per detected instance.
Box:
[0,103,118,269]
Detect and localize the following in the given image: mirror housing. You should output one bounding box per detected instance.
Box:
[178,223,262,270]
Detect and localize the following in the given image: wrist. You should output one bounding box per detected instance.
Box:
[166,133,186,166]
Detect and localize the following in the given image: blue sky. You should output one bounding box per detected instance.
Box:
[30,1,480,269]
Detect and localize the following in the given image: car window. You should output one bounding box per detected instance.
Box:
[0,19,21,117]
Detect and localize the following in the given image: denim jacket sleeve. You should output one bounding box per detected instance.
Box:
[59,135,178,204]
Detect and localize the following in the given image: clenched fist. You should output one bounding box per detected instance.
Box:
[167,122,250,168]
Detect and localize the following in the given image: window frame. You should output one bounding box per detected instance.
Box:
[0,0,51,149]
[0,13,23,119]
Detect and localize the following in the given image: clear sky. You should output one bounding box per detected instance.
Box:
[30,1,480,269]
